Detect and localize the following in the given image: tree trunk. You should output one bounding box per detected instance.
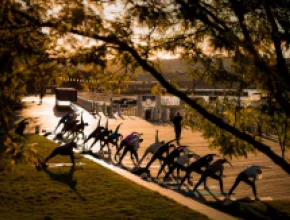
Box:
[282,149,286,160]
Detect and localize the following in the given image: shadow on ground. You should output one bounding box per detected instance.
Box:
[42,166,86,201]
[206,200,290,220]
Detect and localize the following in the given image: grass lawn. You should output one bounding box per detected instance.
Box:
[0,135,208,220]
[207,200,290,220]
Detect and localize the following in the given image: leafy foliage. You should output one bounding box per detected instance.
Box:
[184,99,258,158]
[1,0,290,173]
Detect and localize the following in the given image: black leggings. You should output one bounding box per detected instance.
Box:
[228,172,257,197]
[119,145,139,165]
[157,154,180,178]
[145,146,174,170]
[174,127,181,141]
[145,152,163,170]
[193,169,224,193]
[179,166,204,186]
[115,140,127,160]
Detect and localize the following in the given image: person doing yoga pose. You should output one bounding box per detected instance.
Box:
[68,112,88,140]
[84,117,106,149]
[227,165,264,200]
[143,139,177,171]
[174,154,218,187]
[117,132,143,166]
[156,146,188,179]
[60,113,79,136]
[44,141,78,166]
[115,132,139,160]
[163,152,201,182]
[54,111,74,133]
[99,123,123,153]
[139,130,165,166]
[193,158,232,195]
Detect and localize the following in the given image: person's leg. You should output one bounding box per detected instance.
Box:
[181,164,202,186]
[115,140,125,161]
[119,146,129,164]
[131,149,139,167]
[104,139,110,153]
[176,127,181,142]
[218,176,224,194]
[179,168,191,186]
[193,173,207,192]
[228,173,244,196]
[164,164,178,181]
[210,172,224,193]
[44,148,61,163]
[175,127,181,145]
[61,122,69,134]
[54,121,63,133]
[174,127,178,139]
[84,131,95,144]
[89,135,101,150]
[145,153,159,170]
[157,159,169,178]
[99,138,105,152]
[70,152,75,166]
[243,177,258,199]
[194,167,206,187]
[176,166,181,179]
[139,150,149,166]
[80,130,85,141]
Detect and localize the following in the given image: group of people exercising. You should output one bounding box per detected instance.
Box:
[41,111,265,201]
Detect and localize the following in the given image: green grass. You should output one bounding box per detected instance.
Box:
[207,200,290,220]
[0,135,208,220]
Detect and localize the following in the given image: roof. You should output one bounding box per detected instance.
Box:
[55,88,77,91]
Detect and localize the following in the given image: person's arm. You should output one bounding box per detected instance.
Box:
[172,117,176,125]
[131,132,138,135]
[189,153,201,160]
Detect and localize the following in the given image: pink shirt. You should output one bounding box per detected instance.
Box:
[124,132,138,143]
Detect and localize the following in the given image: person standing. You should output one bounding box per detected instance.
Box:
[173,112,183,145]
[39,86,45,105]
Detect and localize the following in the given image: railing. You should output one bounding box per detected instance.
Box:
[121,106,138,116]
[75,96,94,112]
